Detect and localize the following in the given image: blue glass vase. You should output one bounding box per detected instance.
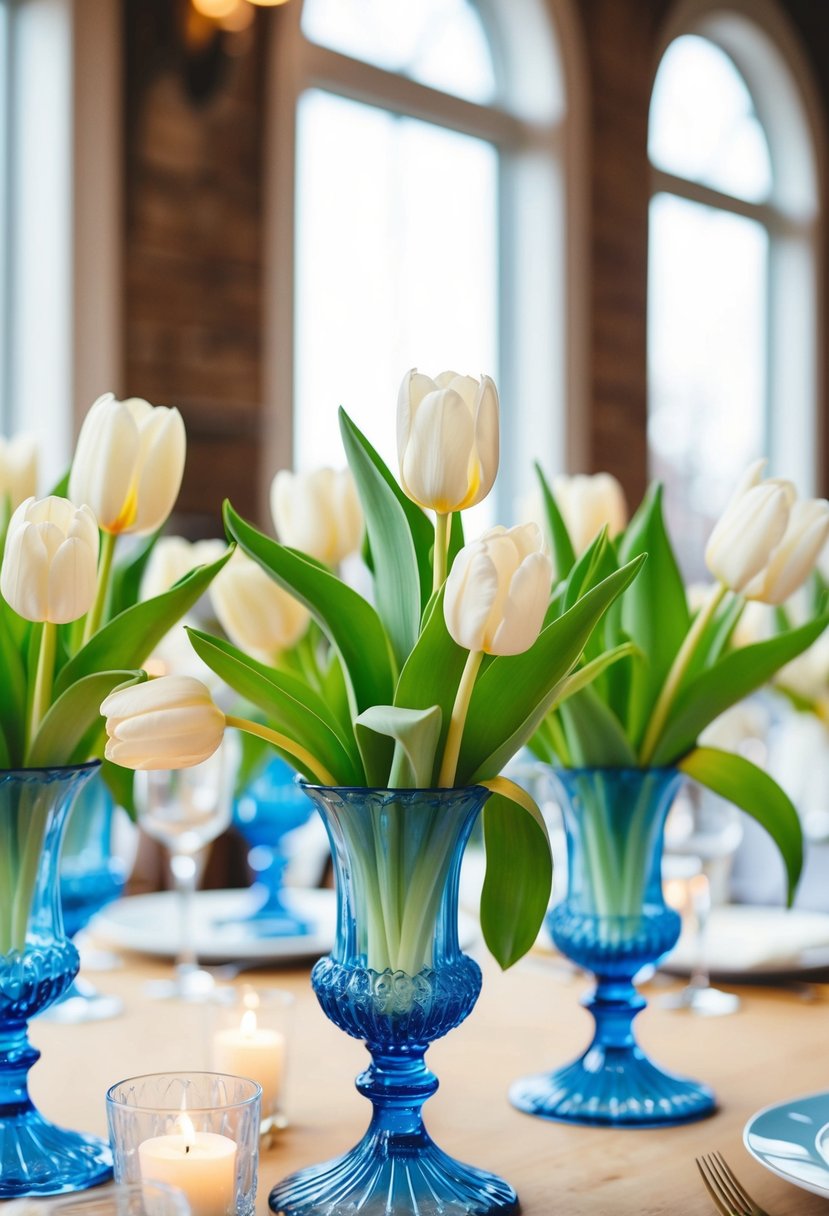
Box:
[0,762,113,1195]
[232,757,313,936]
[510,767,715,1127]
[269,785,518,1216]
[48,776,127,1022]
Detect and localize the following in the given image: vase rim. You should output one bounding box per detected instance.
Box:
[551,764,680,777]
[298,780,489,795]
[105,1071,262,1113]
[0,758,101,778]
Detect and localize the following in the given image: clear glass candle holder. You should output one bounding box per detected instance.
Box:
[208,987,293,1146]
[105,1072,261,1216]
[47,1180,191,1214]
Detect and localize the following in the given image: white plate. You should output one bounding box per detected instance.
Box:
[744,1090,829,1199]
[661,905,829,979]
[90,888,336,962]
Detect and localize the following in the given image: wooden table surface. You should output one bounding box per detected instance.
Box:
[27,946,829,1215]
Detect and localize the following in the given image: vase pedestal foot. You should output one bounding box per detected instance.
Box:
[510,1044,716,1128]
[269,1129,518,1216]
[0,1108,113,1197]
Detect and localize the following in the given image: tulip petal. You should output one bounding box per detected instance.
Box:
[465,375,500,508]
[69,396,139,529]
[396,370,436,468]
[401,389,475,513]
[444,545,499,651]
[745,498,829,604]
[132,407,186,534]
[705,483,791,591]
[102,674,212,718]
[490,551,553,656]
[47,536,98,623]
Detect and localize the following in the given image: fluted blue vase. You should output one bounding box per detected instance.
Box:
[233,757,313,936]
[510,767,715,1127]
[269,784,517,1216]
[0,762,113,1195]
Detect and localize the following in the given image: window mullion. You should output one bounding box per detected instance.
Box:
[299,39,526,148]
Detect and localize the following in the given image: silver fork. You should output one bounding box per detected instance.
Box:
[696,1152,770,1216]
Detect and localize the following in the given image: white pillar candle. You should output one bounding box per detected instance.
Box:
[138,1116,236,1216]
[212,1009,285,1117]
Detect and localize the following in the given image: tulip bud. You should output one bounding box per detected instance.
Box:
[102,675,226,770]
[0,435,37,510]
[444,523,553,656]
[69,393,186,536]
[742,498,829,604]
[270,468,363,567]
[140,536,227,601]
[776,630,829,703]
[210,550,310,661]
[397,369,499,513]
[0,496,99,623]
[705,461,796,593]
[552,472,628,555]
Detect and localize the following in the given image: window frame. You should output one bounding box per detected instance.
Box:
[262,0,585,522]
[648,0,826,498]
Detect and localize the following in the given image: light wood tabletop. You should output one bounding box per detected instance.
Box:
[27,947,829,1215]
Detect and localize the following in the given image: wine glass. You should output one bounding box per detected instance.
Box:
[660,781,743,1015]
[134,736,236,1000]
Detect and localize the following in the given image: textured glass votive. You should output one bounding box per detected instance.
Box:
[47,1180,191,1214]
[105,1073,261,1216]
[208,987,293,1144]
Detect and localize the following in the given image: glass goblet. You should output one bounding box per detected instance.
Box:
[134,739,235,1001]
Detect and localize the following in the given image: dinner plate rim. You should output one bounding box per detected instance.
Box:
[743,1087,829,1199]
[661,905,829,980]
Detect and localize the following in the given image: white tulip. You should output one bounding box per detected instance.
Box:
[0,496,99,623]
[743,498,829,604]
[776,630,829,702]
[210,550,310,661]
[69,393,186,536]
[140,536,227,601]
[0,435,37,510]
[102,675,226,770]
[705,460,829,603]
[444,523,553,656]
[552,472,628,555]
[397,369,499,513]
[270,468,363,567]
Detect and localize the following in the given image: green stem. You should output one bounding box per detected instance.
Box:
[432,512,451,594]
[639,581,728,765]
[546,713,573,766]
[83,529,117,645]
[26,621,56,758]
[437,649,483,788]
[10,787,47,951]
[224,715,337,786]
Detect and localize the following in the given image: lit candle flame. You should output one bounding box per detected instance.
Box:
[177,1112,197,1146]
[240,1008,258,1036]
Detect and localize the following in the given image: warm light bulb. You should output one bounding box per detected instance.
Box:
[240,1008,258,1036]
[245,0,292,6]
[191,0,240,16]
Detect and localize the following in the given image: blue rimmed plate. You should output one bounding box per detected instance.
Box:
[744,1090,829,1198]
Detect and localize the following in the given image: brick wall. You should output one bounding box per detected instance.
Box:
[121,0,829,522]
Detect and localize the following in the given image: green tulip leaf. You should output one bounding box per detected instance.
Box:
[187,627,364,785]
[26,669,147,769]
[0,603,27,765]
[394,588,469,785]
[561,527,610,614]
[457,555,646,784]
[559,685,637,767]
[54,547,233,698]
[535,463,576,580]
[100,756,137,819]
[618,483,690,744]
[224,502,395,783]
[340,409,423,667]
[355,704,442,788]
[651,611,829,766]
[480,776,553,969]
[679,746,803,905]
[106,529,163,623]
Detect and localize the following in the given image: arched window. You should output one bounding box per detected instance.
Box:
[264,0,578,523]
[647,8,822,572]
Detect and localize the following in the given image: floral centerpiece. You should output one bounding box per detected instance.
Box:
[510,461,829,1127]
[0,395,229,1197]
[103,370,644,1216]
